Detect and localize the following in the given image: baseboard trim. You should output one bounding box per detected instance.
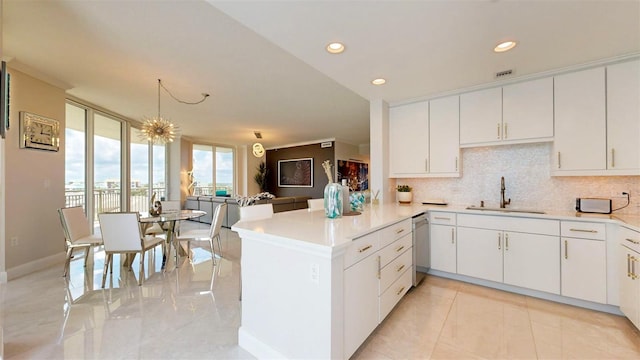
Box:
[0,272,7,283]
[428,269,623,316]
[7,252,65,281]
[238,326,287,359]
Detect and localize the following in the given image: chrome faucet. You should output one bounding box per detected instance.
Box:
[500,176,511,208]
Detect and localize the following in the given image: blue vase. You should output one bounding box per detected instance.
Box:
[324,183,343,219]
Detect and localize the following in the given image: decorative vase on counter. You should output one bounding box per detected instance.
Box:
[324,183,343,219]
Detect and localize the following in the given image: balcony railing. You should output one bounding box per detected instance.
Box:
[65,188,166,221]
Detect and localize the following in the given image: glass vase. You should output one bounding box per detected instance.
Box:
[324,183,343,219]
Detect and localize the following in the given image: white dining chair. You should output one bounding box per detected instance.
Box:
[58,207,103,277]
[307,198,324,212]
[98,212,165,287]
[237,203,274,301]
[239,203,274,221]
[177,203,226,263]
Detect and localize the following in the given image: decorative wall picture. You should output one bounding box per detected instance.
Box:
[337,160,369,191]
[19,111,60,151]
[278,158,313,187]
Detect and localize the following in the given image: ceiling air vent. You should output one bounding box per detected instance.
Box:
[495,69,514,78]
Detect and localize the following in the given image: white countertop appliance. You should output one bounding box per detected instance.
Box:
[575,197,612,214]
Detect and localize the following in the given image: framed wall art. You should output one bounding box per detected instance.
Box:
[19,111,60,151]
[278,158,313,187]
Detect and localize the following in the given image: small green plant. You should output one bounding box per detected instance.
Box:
[254,161,269,193]
[396,184,412,192]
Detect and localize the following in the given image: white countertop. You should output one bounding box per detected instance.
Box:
[231,202,640,254]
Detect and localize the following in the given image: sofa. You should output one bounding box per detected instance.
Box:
[185,195,311,228]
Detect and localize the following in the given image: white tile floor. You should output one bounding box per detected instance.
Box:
[1,222,639,359]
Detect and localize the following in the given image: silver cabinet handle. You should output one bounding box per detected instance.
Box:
[498,233,502,250]
[564,240,568,260]
[505,233,509,251]
[455,156,458,172]
[626,238,640,245]
[434,216,451,221]
[504,123,508,139]
[377,256,381,280]
[451,228,455,244]
[497,123,501,139]
[358,244,373,253]
[611,148,615,168]
[425,158,428,172]
[569,228,598,233]
[557,152,561,169]
[628,253,632,278]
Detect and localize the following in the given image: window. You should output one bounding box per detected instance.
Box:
[192,144,234,196]
[64,103,86,209]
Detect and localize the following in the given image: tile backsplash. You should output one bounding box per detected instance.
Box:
[398,143,640,215]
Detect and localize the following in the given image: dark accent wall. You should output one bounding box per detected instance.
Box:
[266,142,335,198]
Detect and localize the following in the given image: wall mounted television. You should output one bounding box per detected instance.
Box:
[0,61,10,139]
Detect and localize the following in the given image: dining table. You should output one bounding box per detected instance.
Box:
[139,209,206,268]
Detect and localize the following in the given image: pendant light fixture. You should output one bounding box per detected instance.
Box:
[140,79,209,144]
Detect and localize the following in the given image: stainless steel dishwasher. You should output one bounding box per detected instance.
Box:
[412,213,429,286]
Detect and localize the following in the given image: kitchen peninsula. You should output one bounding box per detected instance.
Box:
[233,203,640,359]
[232,203,425,359]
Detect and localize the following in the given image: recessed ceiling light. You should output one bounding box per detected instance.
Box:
[371,78,386,85]
[494,40,517,53]
[326,42,345,54]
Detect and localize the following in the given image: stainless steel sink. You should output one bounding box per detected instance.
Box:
[465,206,546,214]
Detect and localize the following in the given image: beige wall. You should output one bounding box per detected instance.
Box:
[5,67,66,273]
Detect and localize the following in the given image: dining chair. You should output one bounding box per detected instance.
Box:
[177,203,227,263]
[98,212,165,287]
[237,203,274,300]
[58,206,104,277]
[239,203,274,221]
[307,198,324,212]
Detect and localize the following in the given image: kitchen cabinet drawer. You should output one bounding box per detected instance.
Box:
[380,219,412,248]
[561,221,606,240]
[430,212,456,225]
[379,233,412,268]
[344,231,380,269]
[379,264,412,322]
[620,226,640,253]
[379,247,412,295]
[458,214,559,236]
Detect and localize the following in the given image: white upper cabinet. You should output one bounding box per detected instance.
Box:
[553,67,607,173]
[389,101,429,176]
[502,77,554,141]
[607,60,640,173]
[460,87,502,146]
[429,95,460,175]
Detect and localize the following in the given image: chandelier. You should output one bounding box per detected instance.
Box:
[141,79,209,144]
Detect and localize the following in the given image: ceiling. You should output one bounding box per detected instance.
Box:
[3,1,639,148]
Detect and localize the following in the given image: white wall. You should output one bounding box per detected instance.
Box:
[369,100,391,203]
[395,142,640,215]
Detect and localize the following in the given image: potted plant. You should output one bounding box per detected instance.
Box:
[396,184,413,204]
[254,161,269,193]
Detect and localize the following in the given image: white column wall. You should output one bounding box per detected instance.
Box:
[369,99,391,203]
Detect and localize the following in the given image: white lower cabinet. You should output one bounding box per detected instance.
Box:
[344,253,379,358]
[455,214,561,294]
[457,227,503,282]
[619,226,640,329]
[560,221,607,304]
[430,224,457,273]
[343,221,413,359]
[620,244,640,329]
[503,232,560,294]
